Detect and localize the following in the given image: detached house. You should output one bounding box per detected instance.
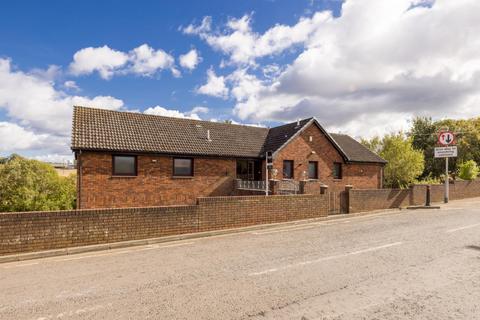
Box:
[72,106,386,209]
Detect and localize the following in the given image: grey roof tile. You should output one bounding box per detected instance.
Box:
[71,106,386,164]
[329,133,387,164]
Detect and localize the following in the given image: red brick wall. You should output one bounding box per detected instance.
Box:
[0,194,329,256]
[3,180,480,255]
[273,123,383,192]
[349,179,480,213]
[349,189,412,213]
[420,180,480,203]
[78,152,236,209]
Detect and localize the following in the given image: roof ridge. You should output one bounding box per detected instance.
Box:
[73,105,268,130]
[267,117,313,130]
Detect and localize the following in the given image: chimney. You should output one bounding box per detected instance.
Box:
[296,119,300,127]
[207,129,211,141]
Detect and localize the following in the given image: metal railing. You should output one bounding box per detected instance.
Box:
[278,180,299,194]
[236,179,267,191]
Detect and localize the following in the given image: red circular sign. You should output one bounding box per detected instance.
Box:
[438,131,455,146]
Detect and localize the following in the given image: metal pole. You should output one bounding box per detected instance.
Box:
[265,154,269,196]
[444,157,449,203]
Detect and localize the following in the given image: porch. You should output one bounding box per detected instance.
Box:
[233,177,349,214]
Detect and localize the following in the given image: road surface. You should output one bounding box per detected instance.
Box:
[1,199,480,319]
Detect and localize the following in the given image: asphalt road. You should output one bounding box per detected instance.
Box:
[1,199,480,320]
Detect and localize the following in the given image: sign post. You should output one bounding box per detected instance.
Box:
[435,131,456,203]
[445,157,449,203]
[265,151,273,196]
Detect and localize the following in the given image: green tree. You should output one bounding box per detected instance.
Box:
[0,155,76,212]
[458,160,479,180]
[409,117,440,178]
[362,133,425,188]
[360,136,382,154]
[410,116,480,178]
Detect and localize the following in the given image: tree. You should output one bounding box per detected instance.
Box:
[0,155,76,212]
[410,116,480,178]
[458,160,479,180]
[362,133,425,188]
[360,136,382,154]
[409,117,440,178]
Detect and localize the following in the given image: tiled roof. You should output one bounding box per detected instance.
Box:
[72,106,268,158]
[330,133,387,164]
[262,118,313,153]
[72,106,386,163]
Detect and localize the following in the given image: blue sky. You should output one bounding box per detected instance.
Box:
[0,0,478,161]
[0,0,340,117]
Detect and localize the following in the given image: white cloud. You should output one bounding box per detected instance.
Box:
[32,154,74,163]
[213,0,480,137]
[129,44,176,76]
[179,49,202,70]
[0,122,48,152]
[171,67,181,78]
[69,44,177,79]
[190,106,209,114]
[182,16,212,35]
[29,65,62,83]
[196,68,229,98]
[64,80,80,91]
[69,45,129,79]
[184,12,331,66]
[143,105,201,120]
[0,57,125,157]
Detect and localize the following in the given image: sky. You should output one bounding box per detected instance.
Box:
[0,0,479,162]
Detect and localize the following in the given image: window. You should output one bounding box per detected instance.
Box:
[308,161,318,179]
[333,162,342,179]
[173,158,194,177]
[112,155,137,176]
[236,160,257,180]
[283,160,294,179]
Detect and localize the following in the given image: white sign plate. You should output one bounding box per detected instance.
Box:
[434,146,457,158]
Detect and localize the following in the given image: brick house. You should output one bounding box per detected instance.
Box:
[72,106,386,209]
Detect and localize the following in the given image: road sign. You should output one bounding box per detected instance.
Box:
[438,131,455,146]
[437,130,456,204]
[434,146,457,158]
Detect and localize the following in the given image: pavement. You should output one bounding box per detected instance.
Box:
[1,198,480,319]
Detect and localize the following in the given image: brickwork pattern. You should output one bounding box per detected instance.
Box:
[349,189,412,213]
[78,122,384,210]
[349,180,480,213]
[0,194,329,256]
[78,152,236,209]
[273,124,383,193]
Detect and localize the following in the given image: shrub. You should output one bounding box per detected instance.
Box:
[0,155,76,212]
[458,160,479,181]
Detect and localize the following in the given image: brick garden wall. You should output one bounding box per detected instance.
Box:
[349,179,480,213]
[0,194,329,256]
[349,189,412,213]
[3,179,480,256]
